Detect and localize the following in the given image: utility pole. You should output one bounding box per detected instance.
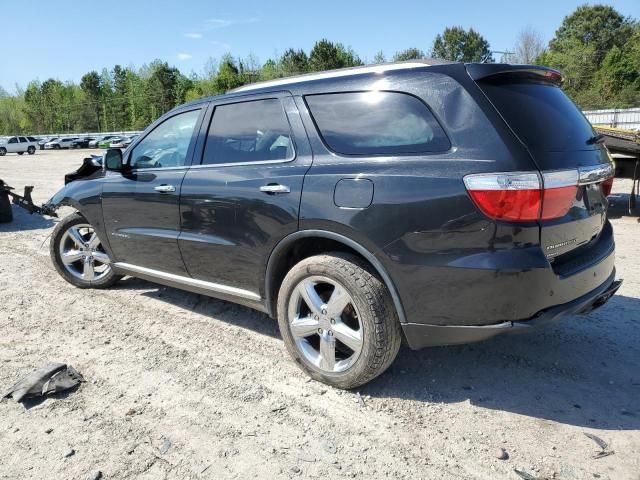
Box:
[491,50,517,63]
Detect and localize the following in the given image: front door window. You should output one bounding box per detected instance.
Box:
[129,109,200,170]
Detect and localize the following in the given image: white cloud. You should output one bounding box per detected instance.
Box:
[204,17,260,30]
[177,53,193,60]
[184,33,203,39]
[210,40,231,51]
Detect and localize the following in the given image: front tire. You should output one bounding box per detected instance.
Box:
[28,146,36,154]
[50,213,122,288]
[277,253,402,389]
[0,191,12,223]
[17,151,24,155]
[0,147,7,156]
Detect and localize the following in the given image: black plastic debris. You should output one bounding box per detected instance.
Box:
[584,432,615,459]
[3,363,85,402]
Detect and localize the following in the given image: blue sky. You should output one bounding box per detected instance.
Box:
[2,0,638,93]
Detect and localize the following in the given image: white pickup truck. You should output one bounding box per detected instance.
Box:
[0,136,39,156]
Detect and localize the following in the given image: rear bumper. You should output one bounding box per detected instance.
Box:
[402,272,622,349]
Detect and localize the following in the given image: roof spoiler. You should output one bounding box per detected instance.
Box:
[465,64,563,86]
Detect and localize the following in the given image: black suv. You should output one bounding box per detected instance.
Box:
[47,61,621,388]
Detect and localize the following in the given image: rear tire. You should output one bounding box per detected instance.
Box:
[27,146,36,155]
[50,212,122,288]
[17,151,24,155]
[0,147,7,156]
[277,252,402,389]
[0,191,12,223]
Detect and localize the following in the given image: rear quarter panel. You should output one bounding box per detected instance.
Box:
[295,67,545,326]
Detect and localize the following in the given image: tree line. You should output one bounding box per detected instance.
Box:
[0,4,638,136]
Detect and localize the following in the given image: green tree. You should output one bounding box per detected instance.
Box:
[260,58,280,80]
[309,39,363,71]
[549,5,634,66]
[538,5,638,108]
[80,71,102,131]
[393,48,425,61]
[214,54,242,92]
[372,51,386,64]
[279,48,309,75]
[593,25,640,106]
[431,27,493,62]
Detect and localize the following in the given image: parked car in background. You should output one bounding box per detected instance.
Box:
[45,137,78,149]
[124,134,139,147]
[45,62,621,388]
[109,136,138,148]
[0,136,38,156]
[98,137,123,149]
[89,135,118,148]
[71,137,95,149]
[39,137,55,150]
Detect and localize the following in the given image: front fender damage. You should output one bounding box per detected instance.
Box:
[44,155,105,214]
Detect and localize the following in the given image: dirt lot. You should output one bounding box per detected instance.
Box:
[0,149,639,480]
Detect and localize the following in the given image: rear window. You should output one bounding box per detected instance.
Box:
[305,92,450,155]
[478,79,596,153]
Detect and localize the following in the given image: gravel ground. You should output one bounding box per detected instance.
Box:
[1,150,639,480]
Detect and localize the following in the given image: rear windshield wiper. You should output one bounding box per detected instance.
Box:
[586,134,605,145]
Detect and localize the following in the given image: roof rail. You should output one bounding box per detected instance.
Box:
[231,60,446,93]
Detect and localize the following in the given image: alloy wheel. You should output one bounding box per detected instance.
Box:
[58,223,111,281]
[287,275,363,373]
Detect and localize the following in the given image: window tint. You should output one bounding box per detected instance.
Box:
[19,137,28,143]
[305,92,450,155]
[27,136,37,142]
[478,79,596,154]
[130,109,200,169]
[202,98,294,165]
[8,137,17,144]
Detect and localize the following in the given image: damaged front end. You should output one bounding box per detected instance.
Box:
[0,180,58,222]
[0,155,104,223]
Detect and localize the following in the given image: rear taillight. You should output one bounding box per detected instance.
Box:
[540,170,578,220]
[464,170,579,222]
[464,172,541,221]
[601,177,614,196]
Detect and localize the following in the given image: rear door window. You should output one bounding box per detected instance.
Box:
[305,91,450,155]
[202,98,294,165]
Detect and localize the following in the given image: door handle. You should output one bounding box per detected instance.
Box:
[154,184,176,193]
[259,184,291,194]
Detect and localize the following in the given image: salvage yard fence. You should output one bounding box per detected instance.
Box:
[583,108,640,131]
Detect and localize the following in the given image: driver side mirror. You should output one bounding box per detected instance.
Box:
[104,148,124,171]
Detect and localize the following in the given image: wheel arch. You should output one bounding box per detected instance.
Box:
[265,229,406,324]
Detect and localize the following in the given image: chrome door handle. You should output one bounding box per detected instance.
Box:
[154,184,176,193]
[259,184,290,194]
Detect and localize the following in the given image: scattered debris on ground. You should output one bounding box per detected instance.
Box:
[584,432,615,459]
[3,362,84,402]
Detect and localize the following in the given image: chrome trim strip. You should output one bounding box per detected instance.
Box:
[541,169,579,188]
[128,166,189,173]
[188,157,295,169]
[113,262,261,301]
[232,62,430,92]
[578,164,614,185]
